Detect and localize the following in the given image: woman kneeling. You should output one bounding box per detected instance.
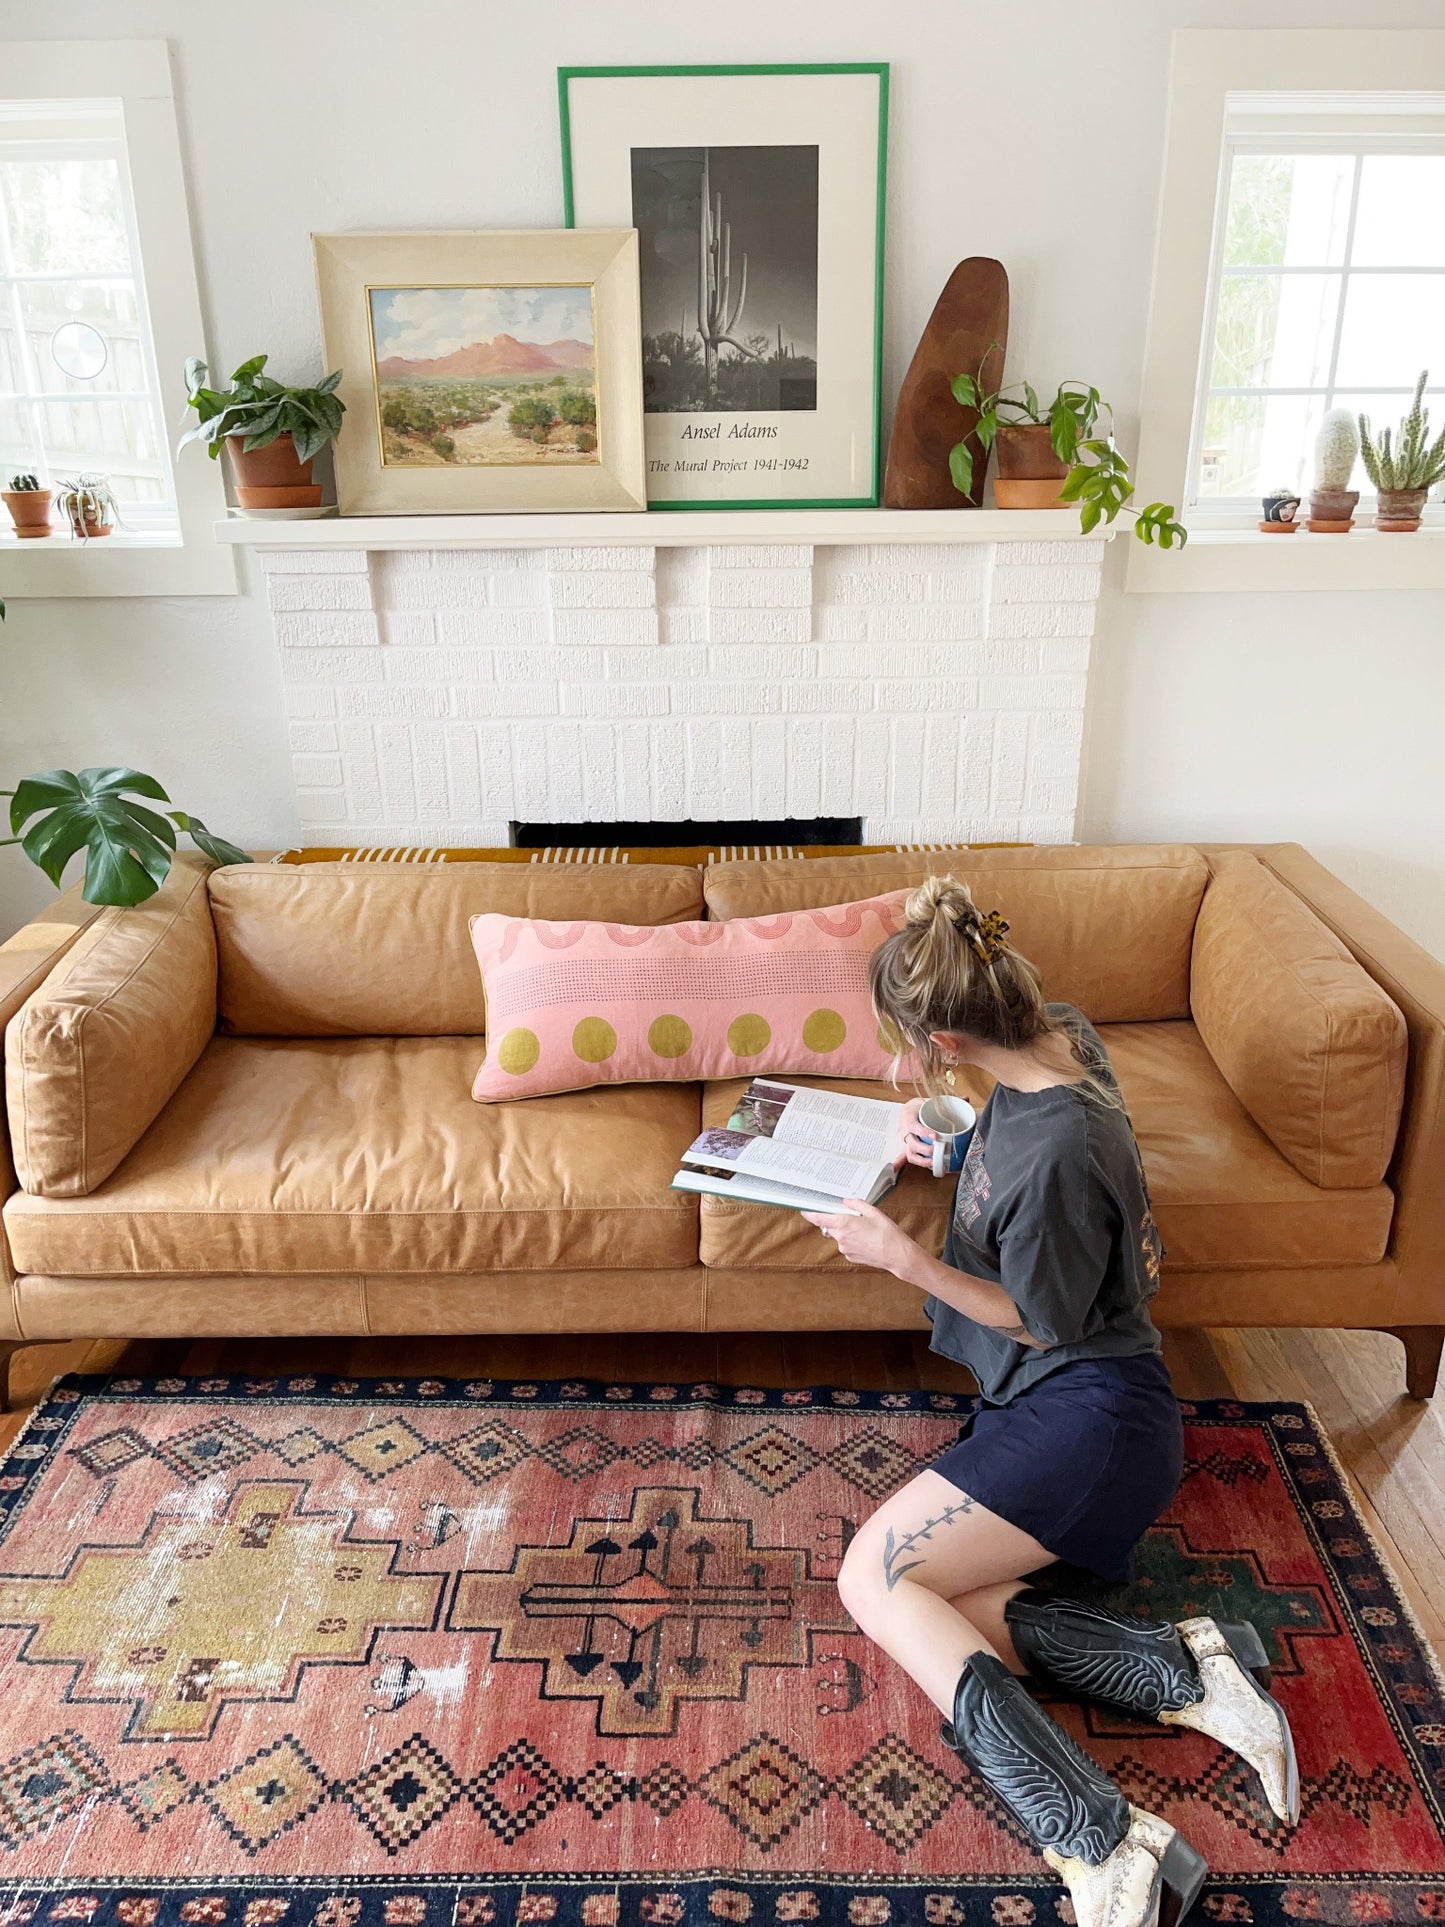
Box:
[802,877,1298,1927]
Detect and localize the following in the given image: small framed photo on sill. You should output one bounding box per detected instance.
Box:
[558,63,888,511]
[312,228,646,515]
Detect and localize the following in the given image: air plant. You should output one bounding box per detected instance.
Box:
[54,474,120,539]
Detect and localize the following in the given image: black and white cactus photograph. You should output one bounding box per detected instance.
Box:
[630,144,819,413]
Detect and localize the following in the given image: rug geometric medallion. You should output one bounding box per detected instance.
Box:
[0,1376,1441,1923]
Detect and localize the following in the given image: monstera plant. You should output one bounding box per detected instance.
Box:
[0,602,250,903]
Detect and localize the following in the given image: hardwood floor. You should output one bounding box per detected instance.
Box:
[4,1327,1441,1661]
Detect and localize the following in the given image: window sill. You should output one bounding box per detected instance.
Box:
[1125,525,1445,594]
[0,529,237,598]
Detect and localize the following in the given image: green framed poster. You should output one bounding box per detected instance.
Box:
[559,63,888,511]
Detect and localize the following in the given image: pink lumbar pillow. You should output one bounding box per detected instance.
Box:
[469,891,908,1100]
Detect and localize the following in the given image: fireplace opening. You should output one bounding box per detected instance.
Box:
[512,817,864,850]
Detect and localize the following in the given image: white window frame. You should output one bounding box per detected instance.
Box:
[1129,29,1445,594]
[0,41,234,597]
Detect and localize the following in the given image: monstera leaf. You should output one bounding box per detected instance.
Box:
[5,767,250,906]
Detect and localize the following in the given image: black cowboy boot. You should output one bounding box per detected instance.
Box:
[943,1652,1208,1927]
[1005,1591,1299,1826]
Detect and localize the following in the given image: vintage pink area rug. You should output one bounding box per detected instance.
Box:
[0,1374,1440,1924]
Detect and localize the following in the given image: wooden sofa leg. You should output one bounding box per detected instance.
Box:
[0,1342,27,1415]
[1384,1326,1445,1401]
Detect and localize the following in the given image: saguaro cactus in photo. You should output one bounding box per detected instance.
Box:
[696,148,754,406]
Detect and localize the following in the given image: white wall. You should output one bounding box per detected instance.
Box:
[2,0,1442,957]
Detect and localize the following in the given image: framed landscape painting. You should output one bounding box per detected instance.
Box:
[313,229,646,514]
[559,64,888,510]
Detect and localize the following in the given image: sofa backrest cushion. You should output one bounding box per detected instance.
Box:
[6,854,217,1197]
[210,862,706,1036]
[1191,852,1407,1188]
[470,890,908,1100]
[704,845,1210,1023]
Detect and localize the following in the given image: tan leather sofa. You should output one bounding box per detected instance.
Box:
[1,843,1440,1404]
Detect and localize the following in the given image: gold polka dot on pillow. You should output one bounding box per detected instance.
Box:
[572,1016,618,1064]
[648,1014,693,1059]
[495,1027,541,1075]
[727,1013,772,1058]
[802,1008,847,1053]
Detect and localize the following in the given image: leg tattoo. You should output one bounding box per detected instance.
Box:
[881,1496,976,1591]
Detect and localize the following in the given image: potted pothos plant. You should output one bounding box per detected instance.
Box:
[0,598,249,904]
[949,356,1187,546]
[180,355,345,510]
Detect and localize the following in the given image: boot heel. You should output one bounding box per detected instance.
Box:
[1156,1832,1208,1927]
[1218,1620,1272,1689]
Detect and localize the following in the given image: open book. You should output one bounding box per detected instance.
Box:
[671,1078,907,1213]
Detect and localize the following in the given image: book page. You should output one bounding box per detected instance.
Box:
[680,1127,882,1199]
[726,1079,902,1163]
[673,1168,842,1213]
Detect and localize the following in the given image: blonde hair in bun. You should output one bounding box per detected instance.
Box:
[870,874,1120,1105]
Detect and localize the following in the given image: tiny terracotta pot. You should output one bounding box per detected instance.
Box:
[226,432,323,511]
[2,488,53,538]
[1375,486,1429,532]
[63,504,113,538]
[1307,486,1358,533]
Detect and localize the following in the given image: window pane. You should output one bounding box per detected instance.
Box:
[0,397,41,482]
[17,281,146,396]
[35,394,168,506]
[1211,273,1339,388]
[1197,392,1321,500]
[1335,273,1445,387]
[1353,156,1445,267]
[0,155,130,274]
[1223,152,1354,268]
[0,320,23,394]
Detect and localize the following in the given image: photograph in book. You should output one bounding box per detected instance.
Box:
[631,145,819,414]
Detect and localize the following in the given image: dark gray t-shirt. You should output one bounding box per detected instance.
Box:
[926,1004,1164,1404]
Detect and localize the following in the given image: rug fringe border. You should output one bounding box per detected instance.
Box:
[1301,1394,1445,1698]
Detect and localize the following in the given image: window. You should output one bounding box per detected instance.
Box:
[1191,100,1445,515]
[0,42,232,597]
[0,97,175,529]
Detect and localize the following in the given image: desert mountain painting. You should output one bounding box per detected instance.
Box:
[368,285,599,467]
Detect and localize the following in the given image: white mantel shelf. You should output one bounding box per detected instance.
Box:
[214,508,1109,550]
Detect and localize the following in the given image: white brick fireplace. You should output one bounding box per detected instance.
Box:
[231,516,1108,848]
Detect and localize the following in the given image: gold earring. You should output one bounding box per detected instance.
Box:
[944,1065,957,1089]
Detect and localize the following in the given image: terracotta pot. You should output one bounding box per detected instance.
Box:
[995,422,1068,480]
[993,423,1069,509]
[2,488,53,538]
[1307,486,1358,533]
[62,503,112,538]
[1375,485,1429,532]
[226,432,323,511]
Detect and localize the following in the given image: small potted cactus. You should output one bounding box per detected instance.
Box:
[1260,482,1300,532]
[3,472,53,539]
[1308,409,1360,532]
[1359,370,1445,532]
[54,474,119,539]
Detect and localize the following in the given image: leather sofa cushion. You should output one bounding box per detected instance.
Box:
[3,1035,700,1275]
[704,845,1209,1023]
[1191,853,1407,1188]
[210,862,706,1037]
[698,1023,1393,1274]
[6,855,217,1198]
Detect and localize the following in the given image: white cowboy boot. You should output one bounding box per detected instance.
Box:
[943,1652,1209,1927]
[1005,1592,1300,1827]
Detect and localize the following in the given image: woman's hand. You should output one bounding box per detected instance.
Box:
[800,1199,923,1280]
[898,1096,937,1169]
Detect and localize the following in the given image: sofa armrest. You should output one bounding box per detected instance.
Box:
[5,854,218,1200]
[1250,844,1445,1300]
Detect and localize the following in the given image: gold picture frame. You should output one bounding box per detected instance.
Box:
[313,229,646,514]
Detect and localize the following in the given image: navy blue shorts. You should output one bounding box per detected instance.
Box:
[928,1353,1184,1583]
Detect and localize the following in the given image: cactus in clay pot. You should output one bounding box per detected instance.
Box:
[1308,408,1360,530]
[1359,370,1445,530]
